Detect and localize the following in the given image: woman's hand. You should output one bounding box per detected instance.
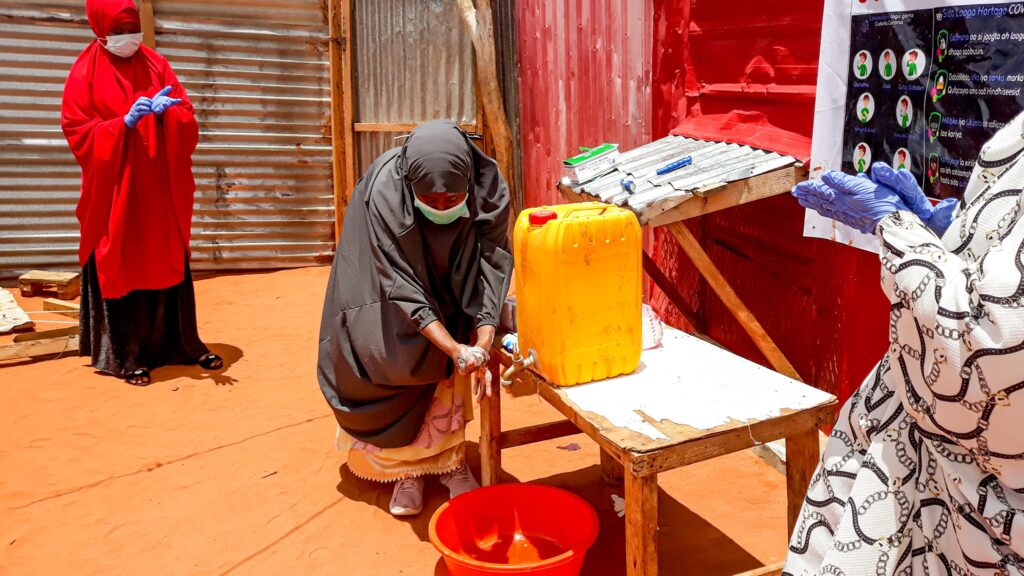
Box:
[793,171,911,234]
[452,345,488,376]
[472,365,493,402]
[150,85,182,115]
[124,96,153,128]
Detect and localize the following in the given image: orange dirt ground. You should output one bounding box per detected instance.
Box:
[0,267,790,575]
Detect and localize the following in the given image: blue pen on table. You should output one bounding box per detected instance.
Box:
[655,156,693,176]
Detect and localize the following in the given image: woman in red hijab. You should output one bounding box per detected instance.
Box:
[62,0,222,385]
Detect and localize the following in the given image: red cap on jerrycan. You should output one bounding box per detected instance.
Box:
[529,210,558,226]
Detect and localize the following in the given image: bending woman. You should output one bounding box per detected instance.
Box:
[62,0,221,385]
[318,120,513,517]
[788,113,1024,574]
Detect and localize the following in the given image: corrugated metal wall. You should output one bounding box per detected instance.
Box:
[0,1,91,280]
[0,0,335,281]
[516,0,653,208]
[649,0,889,405]
[150,0,334,270]
[352,0,476,175]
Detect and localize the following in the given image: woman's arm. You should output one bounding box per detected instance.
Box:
[420,320,487,375]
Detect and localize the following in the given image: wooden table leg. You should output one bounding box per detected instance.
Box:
[785,429,819,536]
[480,370,502,486]
[600,448,624,486]
[625,472,659,576]
[665,221,803,382]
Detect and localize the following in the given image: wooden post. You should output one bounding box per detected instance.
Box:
[785,429,819,536]
[328,0,357,243]
[625,472,659,576]
[139,0,156,48]
[480,362,503,486]
[665,221,803,382]
[600,448,624,486]
[457,0,516,228]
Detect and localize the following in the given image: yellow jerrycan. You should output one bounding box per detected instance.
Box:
[514,202,642,386]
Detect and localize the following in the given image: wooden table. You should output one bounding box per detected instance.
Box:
[560,164,807,383]
[481,328,837,576]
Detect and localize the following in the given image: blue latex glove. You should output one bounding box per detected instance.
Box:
[124,96,152,128]
[150,85,182,115]
[793,170,910,234]
[870,162,959,236]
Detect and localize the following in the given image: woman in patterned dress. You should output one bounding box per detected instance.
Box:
[788,113,1024,575]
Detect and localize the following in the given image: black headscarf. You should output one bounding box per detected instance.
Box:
[317,120,513,448]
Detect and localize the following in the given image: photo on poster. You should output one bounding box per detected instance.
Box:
[903,48,926,81]
[880,49,897,81]
[858,93,876,123]
[936,29,949,63]
[928,154,940,183]
[854,142,872,174]
[928,112,942,143]
[932,69,948,102]
[853,50,874,80]
[894,148,911,171]
[897,96,913,129]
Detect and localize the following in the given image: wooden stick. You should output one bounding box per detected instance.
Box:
[499,420,578,449]
[665,221,802,381]
[13,326,79,343]
[139,0,156,48]
[625,472,659,576]
[0,335,79,362]
[785,429,819,537]
[734,561,785,576]
[457,0,516,228]
[43,299,80,319]
[642,251,700,331]
[354,122,478,133]
[328,0,356,243]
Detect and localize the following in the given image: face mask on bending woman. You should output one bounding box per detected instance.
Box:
[403,126,474,226]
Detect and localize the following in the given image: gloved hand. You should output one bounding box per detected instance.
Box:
[870,162,959,236]
[150,85,182,115]
[124,96,152,128]
[793,170,910,234]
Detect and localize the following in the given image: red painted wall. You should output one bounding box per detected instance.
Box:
[515,0,654,207]
[516,0,890,405]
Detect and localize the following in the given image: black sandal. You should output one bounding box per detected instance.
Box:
[198,353,223,371]
[125,368,151,386]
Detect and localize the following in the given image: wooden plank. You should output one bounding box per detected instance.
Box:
[457,0,516,225]
[0,335,79,362]
[328,0,356,243]
[354,122,478,133]
[601,448,624,486]
[629,404,834,477]
[480,361,503,486]
[733,561,785,576]
[19,271,79,284]
[785,428,820,536]
[43,299,80,319]
[647,165,805,227]
[499,420,579,449]
[642,251,700,331]
[13,326,79,343]
[664,221,803,381]
[625,472,659,576]
[138,0,156,48]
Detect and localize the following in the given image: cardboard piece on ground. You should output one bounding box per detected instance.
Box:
[0,288,34,334]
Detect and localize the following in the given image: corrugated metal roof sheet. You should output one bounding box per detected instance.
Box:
[572,135,798,224]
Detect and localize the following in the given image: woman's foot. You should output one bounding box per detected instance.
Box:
[198,353,223,371]
[439,461,479,499]
[390,476,425,517]
[125,368,151,386]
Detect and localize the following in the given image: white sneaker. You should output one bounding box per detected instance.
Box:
[390,477,424,517]
[439,461,480,499]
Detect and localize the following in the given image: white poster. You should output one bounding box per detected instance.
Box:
[806,0,1024,250]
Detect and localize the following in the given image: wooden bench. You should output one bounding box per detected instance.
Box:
[483,328,837,576]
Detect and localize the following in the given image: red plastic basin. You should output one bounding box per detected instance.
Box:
[429,483,599,576]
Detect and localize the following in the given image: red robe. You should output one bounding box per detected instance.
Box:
[61,0,199,299]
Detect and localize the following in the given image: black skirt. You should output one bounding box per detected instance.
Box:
[80,255,209,377]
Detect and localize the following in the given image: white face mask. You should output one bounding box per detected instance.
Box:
[103,33,143,58]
